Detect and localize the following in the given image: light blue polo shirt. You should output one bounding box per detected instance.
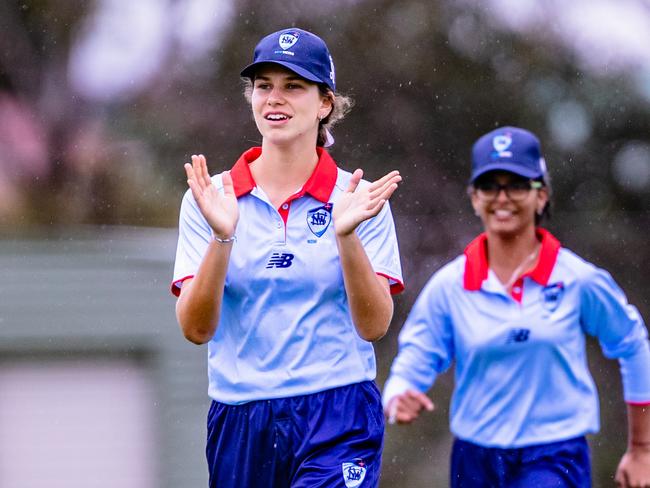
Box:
[383,229,650,448]
[173,147,404,404]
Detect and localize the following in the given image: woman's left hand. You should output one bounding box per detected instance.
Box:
[615,447,650,488]
[333,169,401,236]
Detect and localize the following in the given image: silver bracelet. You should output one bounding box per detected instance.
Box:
[213,234,236,244]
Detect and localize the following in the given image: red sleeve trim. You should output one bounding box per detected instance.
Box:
[377,272,405,295]
[170,275,194,297]
[626,401,650,406]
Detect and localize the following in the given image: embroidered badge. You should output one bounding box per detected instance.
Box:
[306,203,332,238]
[342,459,367,487]
[541,282,564,311]
[492,133,513,158]
[278,31,300,50]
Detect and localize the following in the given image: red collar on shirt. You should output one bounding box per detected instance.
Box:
[229,146,338,203]
[463,228,561,291]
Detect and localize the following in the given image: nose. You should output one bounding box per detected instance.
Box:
[267,86,284,105]
[495,187,509,202]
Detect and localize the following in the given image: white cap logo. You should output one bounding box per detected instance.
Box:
[493,134,513,157]
[279,32,299,50]
[493,134,512,153]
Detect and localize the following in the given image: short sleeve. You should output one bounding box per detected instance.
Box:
[355,201,404,294]
[170,189,212,296]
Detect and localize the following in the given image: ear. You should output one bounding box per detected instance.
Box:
[318,91,334,120]
[536,187,549,214]
[470,189,481,216]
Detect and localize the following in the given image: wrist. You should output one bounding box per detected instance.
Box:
[629,441,650,455]
[212,233,236,244]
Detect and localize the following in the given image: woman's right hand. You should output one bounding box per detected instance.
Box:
[385,390,435,425]
[184,154,239,239]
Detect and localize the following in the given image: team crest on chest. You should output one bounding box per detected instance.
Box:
[307,203,332,238]
[342,458,367,487]
[541,282,564,311]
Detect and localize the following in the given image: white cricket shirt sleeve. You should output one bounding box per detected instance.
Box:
[382,263,455,407]
[171,187,213,295]
[580,265,650,403]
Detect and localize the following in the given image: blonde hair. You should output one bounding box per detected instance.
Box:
[242,77,353,146]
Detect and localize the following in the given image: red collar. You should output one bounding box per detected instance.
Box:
[463,228,561,291]
[229,147,338,203]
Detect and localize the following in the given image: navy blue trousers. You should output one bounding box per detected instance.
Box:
[206,381,384,487]
[450,436,591,488]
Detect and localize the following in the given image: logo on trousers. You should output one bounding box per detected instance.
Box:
[342,459,367,487]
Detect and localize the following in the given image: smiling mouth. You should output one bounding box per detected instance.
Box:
[265,113,291,121]
[493,209,515,218]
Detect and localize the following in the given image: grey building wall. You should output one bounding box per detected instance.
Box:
[0,227,210,487]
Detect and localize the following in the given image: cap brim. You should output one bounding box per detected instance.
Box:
[240,61,323,85]
[470,162,543,183]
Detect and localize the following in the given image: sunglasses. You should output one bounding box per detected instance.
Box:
[473,180,543,201]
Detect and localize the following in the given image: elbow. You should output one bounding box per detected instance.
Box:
[176,306,215,345]
[182,328,213,345]
[358,317,391,342]
[361,328,388,342]
[356,301,393,342]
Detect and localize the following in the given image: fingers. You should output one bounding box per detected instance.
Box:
[184,163,203,200]
[188,154,212,189]
[386,390,434,425]
[221,170,235,197]
[346,168,363,193]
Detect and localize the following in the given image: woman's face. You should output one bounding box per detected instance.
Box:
[250,65,332,147]
[470,171,548,237]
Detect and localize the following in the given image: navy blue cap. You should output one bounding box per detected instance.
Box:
[470,126,547,183]
[240,28,336,91]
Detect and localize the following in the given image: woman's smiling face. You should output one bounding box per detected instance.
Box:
[251,65,332,147]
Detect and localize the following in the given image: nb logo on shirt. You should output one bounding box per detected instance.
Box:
[266,253,295,269]
[506,328,530,343]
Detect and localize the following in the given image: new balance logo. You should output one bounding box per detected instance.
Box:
[266,253,295,269]
[506,328,530,343]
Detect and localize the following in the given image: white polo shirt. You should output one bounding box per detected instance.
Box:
[384,228,650,448]
[172,147,404,404]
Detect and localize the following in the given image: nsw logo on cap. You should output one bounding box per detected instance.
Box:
[278,31,300,50]
[492,133,513,158]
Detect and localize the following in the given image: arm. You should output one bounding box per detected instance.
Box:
[175,155,239,344]
[579,266,650,486]
[335,233,393,341]
[615,404,650,488]
[333,169,402,341]
[382,269,455,423]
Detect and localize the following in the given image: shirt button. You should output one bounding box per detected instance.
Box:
[276,221,282,228]
[281,203,289,210]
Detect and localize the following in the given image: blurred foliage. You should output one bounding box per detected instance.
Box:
[1,0,649,486]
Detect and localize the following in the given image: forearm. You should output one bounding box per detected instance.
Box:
[176,240,233,344]
[628,403,650,451]
[336,232,393,341]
